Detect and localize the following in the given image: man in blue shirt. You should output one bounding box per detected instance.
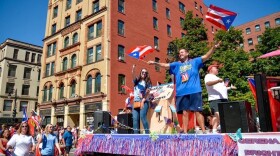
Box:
[63,126,73,156]
[148,41,221,133]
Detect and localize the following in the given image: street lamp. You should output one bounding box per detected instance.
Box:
[8,89,17,123]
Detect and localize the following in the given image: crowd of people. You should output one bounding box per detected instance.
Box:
[0,123,80,156]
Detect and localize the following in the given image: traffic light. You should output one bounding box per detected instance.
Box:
[12,109,17,118]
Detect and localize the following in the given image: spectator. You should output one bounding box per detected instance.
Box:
[63,126,73,156]
[0,129,10,155]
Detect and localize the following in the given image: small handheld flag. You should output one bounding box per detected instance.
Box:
[206,4,237,30]
[127,45,154,60]
[22,107,28,123]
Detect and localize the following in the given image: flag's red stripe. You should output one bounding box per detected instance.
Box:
[206,12,222,19]
[209,4,237,16]
[206,18,226,30]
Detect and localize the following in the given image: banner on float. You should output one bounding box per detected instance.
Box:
[238,133,280,155]
[149,83,174,101]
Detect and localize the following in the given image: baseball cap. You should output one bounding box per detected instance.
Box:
[207,64,219,72]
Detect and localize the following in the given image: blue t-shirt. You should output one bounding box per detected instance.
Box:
[63,131,73,146]
[133,79,151,102]
[169,57,203,96]
[41,133,58,155]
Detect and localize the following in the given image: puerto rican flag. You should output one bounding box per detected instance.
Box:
[206,5,237,30]
[127,45,154,60]
[22,107,28,123]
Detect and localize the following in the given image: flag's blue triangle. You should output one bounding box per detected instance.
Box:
[129,51,140,59]
[221,15,237,30]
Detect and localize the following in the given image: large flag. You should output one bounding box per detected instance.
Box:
[206,4,237,30]
[248,78,258,112]
[22,107,28,123]
[127,45,154,60]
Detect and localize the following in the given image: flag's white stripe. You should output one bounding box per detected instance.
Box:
[132,47,141,53]
[208,8,228,17]
[139,46,152,55]
[205,15,224,25]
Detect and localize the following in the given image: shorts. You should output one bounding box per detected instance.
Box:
[176,92,203,114]
[209,99,228,115]
[65,146,72,154]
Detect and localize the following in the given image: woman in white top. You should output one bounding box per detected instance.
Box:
[7,122,35,156]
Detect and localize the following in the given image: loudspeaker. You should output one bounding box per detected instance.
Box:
[254,74,273,132]
[94,111,111,134]
[218,101,256,133]
[117,113,133,134]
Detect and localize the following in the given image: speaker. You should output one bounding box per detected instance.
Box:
[218,101,256,133]
[254,74,273,132]
[94,111,111,134]
[117,113,133,134]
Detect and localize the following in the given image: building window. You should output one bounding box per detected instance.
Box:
[200,6,203,13]
[22,85,30,95]
[47,42,56,57]
[38,69,41,81]
[240,43,244,48]
[64,37,70,48]
[245,28,251,34]
[31,53,36,63]
[66,0,72,10]
[118,45,125,61]
[153,17,158,30]
[255,24,261,31]
[167,25,172,36]
[195,2,198,9]
[51,23,56,34]
[3,100,12,111]
[93,0,99,13]
[88,25,94,40]
[248,38,253,46]
[95,73,101,93]
[265,21,270,28]
[87,47,93,64]
[154,36,159,49]
[155,57,160,72]
[8,65,17,77]
[53,6,58,18]
[118,20,125,36]
[152,0,157,11]
[59,83,64,99]
[95,44,102,61]
[275,18,280,25]
[96,21,102,37]
[76,9,82,21]
[118,74,125,92]
[36,86,39,96]
[70,81,76,97]
[20,101,28,112]
[46,63,50,77]
[6,83,14,93]
[43,86,47,102]
[37,54,41,63]
[65,16,70,27]
[179,2,185,13]
[166,8,170,19]
[25,52,30,61]
[48,85,53,101]
[50,62,55,76]
[73,33,78,44]
[180,17,184,27]
[86,75,92,94]
[62,57,68,71]
[257,35,262,43]
[71,54,77,68]
[250,49,254,52]
[23,67,32,79]
[76,0,82,4]
[118,0,125,13]
[13,49,18,59]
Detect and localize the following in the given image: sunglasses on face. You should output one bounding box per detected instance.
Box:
[22,125,28,128]
[142,71,147,74]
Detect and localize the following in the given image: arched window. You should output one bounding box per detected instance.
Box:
[71,54,77,68]
[94,73,101,93]
[43,86,48,102]
[62,57,68,71]
[86,75,92,94]
[73,33,78,44]
[59,83,64,99]
[48,85,53,101]
[64,36,70,48]
[70,80,76,97]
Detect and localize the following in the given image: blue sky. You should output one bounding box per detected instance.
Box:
[0,0,279,46]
